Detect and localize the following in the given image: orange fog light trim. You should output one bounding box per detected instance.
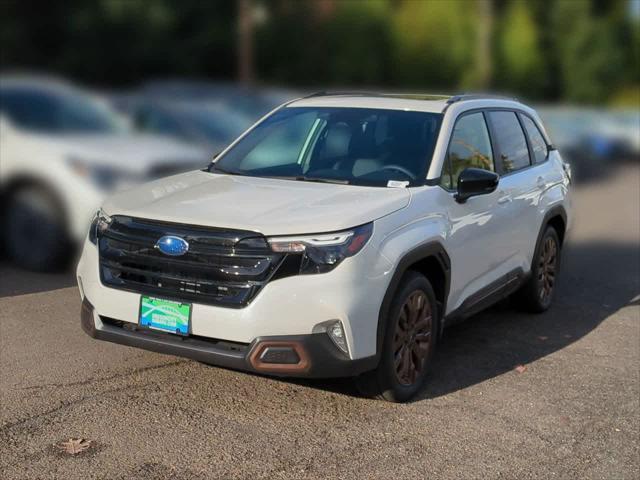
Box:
[248,341,311,373]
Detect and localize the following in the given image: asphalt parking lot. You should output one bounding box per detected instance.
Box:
[1,165,638,480]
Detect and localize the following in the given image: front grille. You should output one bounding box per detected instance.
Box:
[98,216,287,307]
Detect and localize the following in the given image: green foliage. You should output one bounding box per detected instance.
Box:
[609,85,640,107]
[0,0,236,86]
[0,0,637,104]
[553,0,629,103]
[255,0,393,86]
[496,0,544,97]
[391,0,475,89]
[325,0,393,85]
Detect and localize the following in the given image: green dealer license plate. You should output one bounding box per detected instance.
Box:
[139,296,191,335]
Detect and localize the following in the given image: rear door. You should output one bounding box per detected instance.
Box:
[519,112,558,262]
[485,110,539,273]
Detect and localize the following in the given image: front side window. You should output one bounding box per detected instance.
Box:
[520,115,548,164]
[210,107,443,187]
[441,112,494,189]
[488,111,531,173]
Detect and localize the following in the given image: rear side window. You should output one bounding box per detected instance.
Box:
[520,115,548,164]
[487,111,531,174]
[441,112,494,189]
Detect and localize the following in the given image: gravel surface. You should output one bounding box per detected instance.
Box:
[1,165,638,479]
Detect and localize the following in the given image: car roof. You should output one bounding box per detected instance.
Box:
[0,73,75,95]
[287,92,527,114]
[289,94,450,113]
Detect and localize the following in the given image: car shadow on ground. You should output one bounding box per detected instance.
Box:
[288,240,640,402]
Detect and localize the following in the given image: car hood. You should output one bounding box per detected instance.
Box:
[36,133,209,173]
[102,171,411,235]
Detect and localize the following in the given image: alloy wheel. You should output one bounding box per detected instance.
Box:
[538,236,558,303]
[393,290,433,386]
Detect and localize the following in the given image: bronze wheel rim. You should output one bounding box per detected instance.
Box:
[393,290,433,386]
[538,236,557,303]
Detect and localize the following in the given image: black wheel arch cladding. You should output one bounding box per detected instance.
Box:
[375,241,450,361]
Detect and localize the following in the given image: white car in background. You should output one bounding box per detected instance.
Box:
[0,75,210,271]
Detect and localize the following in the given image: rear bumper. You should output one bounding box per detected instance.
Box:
[81,299,376,378]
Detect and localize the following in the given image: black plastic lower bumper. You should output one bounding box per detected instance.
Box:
[81,298,377,378]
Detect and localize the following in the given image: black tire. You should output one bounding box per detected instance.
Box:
[4,185,71,271]
[516,226,562,313]
[356,271,438,402]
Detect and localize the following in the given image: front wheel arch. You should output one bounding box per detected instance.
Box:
[2,179,73,271]
[2,176,71,234]
[358,270,440,401]
[374,242,450,364]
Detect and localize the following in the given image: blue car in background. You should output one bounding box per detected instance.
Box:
[140,80,297,122]
[111,81,300,153]
[538,107,640,182]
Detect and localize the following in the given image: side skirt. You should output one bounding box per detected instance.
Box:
[443,268,526,327]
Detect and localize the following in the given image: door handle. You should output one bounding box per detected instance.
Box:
[536,176,545,187]
[498,192,512,204]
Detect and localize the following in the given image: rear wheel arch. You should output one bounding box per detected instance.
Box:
[546,212,567,246]
[537,205,567,250]
[375,242,451,361]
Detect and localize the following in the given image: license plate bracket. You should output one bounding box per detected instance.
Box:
[139,296,191,336]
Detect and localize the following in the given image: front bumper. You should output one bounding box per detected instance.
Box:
[77,229,394,359]
[81,298,376,378]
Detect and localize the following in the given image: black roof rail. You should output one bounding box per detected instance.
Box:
[303,91,386,98]
[446,93,518,104]
[303,91,453,101]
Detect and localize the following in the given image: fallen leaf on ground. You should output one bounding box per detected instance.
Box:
[57,438,94,455]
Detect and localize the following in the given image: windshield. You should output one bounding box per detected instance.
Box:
[0,87,126,134]
[209,107,443,186]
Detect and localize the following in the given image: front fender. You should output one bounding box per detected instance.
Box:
[371,189,450,358]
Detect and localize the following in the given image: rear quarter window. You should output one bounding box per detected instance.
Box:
[521,115,549,164]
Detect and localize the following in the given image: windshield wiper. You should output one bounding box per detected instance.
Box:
[294,176,350,185]
[208,167,349,184]
[209,164,243,176]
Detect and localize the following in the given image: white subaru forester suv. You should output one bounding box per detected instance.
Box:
[77,93,572,402]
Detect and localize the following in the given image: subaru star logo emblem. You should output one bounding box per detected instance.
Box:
[155,235,189,256]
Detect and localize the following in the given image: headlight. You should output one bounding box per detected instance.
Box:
[266,223,373,274]
[88,209,112,245]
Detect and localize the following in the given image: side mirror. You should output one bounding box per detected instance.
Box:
[455,168,499,203]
